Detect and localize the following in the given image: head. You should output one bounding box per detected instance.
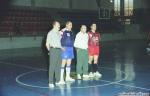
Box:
[80,25,87,33]
[65,21,72,31]
[90,23,97,32]
[52,21,60,31]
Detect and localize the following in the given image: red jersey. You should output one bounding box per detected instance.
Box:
[88,31,100,47]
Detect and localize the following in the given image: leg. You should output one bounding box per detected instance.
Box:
[93,47,100,73]
[93,55,99,72]
[93,55,102,78]
[76,49,83,74]
[55,58,66,85]
[54,49,61,83]
[76,49,83,79]
[83,50,88,75]
[82,50,89,79]
[88,55,94,72]
[66,59,74,82]
[49,49,56,87]
[60,59,67,82]
[88,55,94,77]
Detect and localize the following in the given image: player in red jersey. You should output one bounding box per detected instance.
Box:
[88,23,102,78]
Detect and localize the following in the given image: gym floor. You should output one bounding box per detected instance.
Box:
[0,40,150,96]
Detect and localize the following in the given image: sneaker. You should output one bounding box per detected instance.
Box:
[83,74,89,78]
[66,77,75,82]
[83,75,89,80]
[77,74,81,79]
[49,83,55,88]
[94,72,102,78]
[89,72,94,78]
[56,80,65,85]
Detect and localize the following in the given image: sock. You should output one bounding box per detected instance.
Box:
[66,66,71,77]
[88,64,93,73]
[93,64,98,72]
[60,67,64,81]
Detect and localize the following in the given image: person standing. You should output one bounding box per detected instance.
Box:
[88,23,102,78]
[74,25,89,80]
[59,21,75,83]
[46,21,63,88]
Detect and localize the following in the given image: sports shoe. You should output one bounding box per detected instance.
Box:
[49,83,55,88]
[89,72,94,78]
[83,74,89,78]
[94,71,102,78]
[66,76,75,82]
[56,80,65,85]
[77,74,82,79]
[83,74,89,80]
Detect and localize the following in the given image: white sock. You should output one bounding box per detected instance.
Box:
[66,66,71,77]
[60,67,64,81]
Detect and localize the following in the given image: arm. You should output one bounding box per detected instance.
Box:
[74,33,80,48]
[46,32,51,51]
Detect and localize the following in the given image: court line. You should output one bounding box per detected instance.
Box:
[15,70,125,89]
[113,82,150,91]
[1,61,149,91]
[0,61,126,89]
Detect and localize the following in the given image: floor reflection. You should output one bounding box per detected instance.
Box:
[113,42,136,82]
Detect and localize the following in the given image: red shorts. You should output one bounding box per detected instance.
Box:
[88,46,100,56]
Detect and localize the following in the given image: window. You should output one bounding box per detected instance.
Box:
[124,0,133,16]
[114,0,133,16]
[114,0,120,16]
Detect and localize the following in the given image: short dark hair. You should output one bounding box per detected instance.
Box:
[66,21,72,25]
[52,20,59,26]
[81,25,86,27]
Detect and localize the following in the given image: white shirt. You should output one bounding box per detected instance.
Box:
[74,32,88,49]
[46,29,61,50]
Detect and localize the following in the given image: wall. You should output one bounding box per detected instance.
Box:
[35,0,69,9]
[134,0,148,9]
[0,30,147,50]
[11,0,31,6]
[101,24,146,41]
[0,36,43,50]
[9,0,106,10]
[72,0,98,10]
[10,0,149,10]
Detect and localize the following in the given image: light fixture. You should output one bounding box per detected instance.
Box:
[110,0,114,3]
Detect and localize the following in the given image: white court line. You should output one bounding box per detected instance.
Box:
[15,70,125,89]
[0,61,149,91]
[0,61,126,89]
[116,83,150,91]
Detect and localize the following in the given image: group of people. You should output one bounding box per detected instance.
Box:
[46,21,102,88]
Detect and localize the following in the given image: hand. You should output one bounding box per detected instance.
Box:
[47,47,50,51]
[61,47,65,51]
